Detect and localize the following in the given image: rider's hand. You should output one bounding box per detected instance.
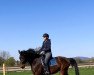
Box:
[40,51,45,55]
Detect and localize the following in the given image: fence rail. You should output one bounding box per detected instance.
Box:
[0,65,94,72]
[0,66,31,72]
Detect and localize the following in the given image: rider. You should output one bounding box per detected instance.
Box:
[40,33,52,74]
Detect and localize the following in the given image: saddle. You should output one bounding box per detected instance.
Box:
[41,56,57,67]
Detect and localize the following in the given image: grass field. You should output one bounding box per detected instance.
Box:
[0,67,94,75]
[68,67,94,75]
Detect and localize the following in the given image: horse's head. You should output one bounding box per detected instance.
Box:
[18,48,36,69]
[18,50,28,69]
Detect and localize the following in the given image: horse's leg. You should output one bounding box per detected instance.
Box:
[64,67,69,75]
[60,70,68,75]
[60,67,69,75]
[60,70,65,75]
[60,66,65,75]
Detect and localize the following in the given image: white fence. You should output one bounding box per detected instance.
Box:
[0,65,94,72]
[0,66,31,72]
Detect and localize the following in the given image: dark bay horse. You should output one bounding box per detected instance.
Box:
[18,49,79,75]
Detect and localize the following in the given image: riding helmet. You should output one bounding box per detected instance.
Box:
[43,33,49,38]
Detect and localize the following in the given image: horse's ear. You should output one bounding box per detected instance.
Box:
[18,50,21,54]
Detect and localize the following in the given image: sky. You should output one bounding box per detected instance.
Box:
[0,0,94,60]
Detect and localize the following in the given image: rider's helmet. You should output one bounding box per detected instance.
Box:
[43,33,49,38]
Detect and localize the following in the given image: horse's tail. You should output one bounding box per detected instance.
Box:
[68,58,79,75]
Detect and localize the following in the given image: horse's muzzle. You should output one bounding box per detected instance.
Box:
[20,64,25,69]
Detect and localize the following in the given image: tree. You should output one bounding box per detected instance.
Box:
[74,57,84,63]
[5,57,15,66]
[0,57,4,66]
[90,57,94,62]
[0,50,10,60]
[35,47,41,51]
[0,50,10,66]
[15,60,20,66]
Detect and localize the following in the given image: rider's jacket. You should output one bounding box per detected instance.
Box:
[40,39,51,53]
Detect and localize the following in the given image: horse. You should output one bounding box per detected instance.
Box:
[18,48,79,75]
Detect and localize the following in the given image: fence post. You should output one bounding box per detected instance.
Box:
[3,63,5,75]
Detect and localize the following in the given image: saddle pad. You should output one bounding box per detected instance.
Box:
[49,57,57,66]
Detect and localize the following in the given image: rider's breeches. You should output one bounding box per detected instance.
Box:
[44,52,52,65]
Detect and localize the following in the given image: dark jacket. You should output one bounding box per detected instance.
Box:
[40,39,51,52]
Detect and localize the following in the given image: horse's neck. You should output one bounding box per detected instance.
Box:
[28,55,41,66]
[29,57,41,73]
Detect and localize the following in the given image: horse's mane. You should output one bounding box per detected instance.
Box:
[27,48,35,53]
[27,48,41,58]
[20,48,35,55]
[20,48,40,58]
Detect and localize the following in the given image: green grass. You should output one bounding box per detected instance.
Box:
[68,67,94,75]
[0,67,94,75]
[0,70,32,75]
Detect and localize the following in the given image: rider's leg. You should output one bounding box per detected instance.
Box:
[44,52,52,74]
[45,52,52,64]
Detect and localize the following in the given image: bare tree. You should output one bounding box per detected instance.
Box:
[0,50,10,60]
[35,47,41,51]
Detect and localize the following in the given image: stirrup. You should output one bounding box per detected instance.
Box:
[44,66,50,75]
[45,71,50,75]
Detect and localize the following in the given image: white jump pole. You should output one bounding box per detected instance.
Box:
[3,63,5,75]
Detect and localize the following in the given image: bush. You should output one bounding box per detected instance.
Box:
[5,57,15,66]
